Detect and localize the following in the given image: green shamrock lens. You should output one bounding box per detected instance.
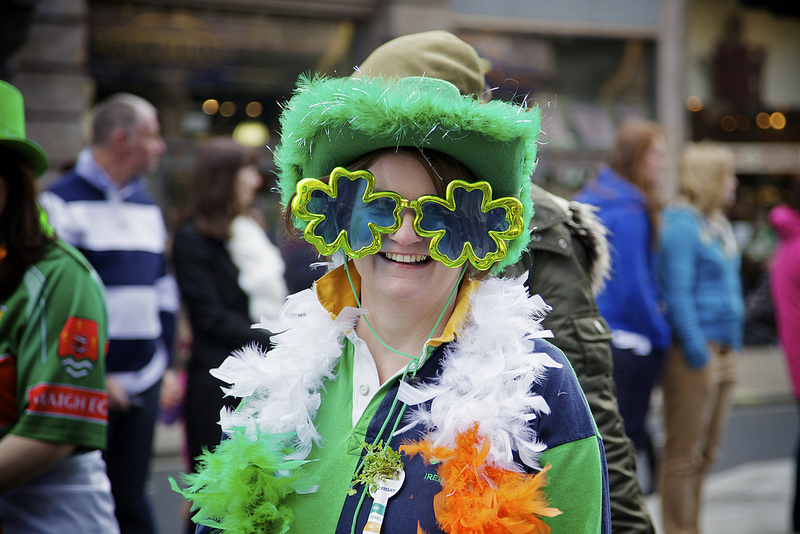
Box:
[419,187,507,261]
[292,169,399,258]
[414,180,524,270]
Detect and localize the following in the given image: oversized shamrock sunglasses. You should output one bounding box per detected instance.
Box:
[290,167,525,270]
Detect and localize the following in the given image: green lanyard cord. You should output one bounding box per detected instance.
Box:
[343,259,464,366]
[342,259,466,534]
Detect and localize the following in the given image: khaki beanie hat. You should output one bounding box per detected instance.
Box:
[353,30,485,97]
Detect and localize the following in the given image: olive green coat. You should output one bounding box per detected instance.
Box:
[506,184,655,534]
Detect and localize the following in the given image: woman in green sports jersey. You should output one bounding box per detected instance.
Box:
[0,80,118,533]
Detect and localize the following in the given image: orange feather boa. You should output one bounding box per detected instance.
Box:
[401,424,561,534]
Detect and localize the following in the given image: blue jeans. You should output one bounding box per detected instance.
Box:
[611,345,667,455]
[104,380,161,534]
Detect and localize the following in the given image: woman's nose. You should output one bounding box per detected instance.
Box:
[389,208,422,245]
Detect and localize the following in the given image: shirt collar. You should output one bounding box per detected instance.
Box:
[314,260,477,347]
[75,148,146,198]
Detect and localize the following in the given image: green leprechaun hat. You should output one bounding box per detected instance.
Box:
[275,75,540,271]
[0,81,49,177]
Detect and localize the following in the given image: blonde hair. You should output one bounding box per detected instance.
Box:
[678,142,735,215]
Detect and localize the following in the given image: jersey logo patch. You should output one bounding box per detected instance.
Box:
[58,317,100,378]
[26,383,107,423]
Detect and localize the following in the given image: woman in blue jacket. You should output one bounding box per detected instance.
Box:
[574,120,671,488]
[658,142,743,534]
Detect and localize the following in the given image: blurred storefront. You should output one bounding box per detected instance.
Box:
[86,0,378,222]
[3,0,798,318]
[5,0,674,215]
[5,0,379,222]
[684,0,800,343]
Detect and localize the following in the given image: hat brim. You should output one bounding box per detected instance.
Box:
[275,75,540,270]
[0,138,49,177]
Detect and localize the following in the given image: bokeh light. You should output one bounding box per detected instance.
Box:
[245,102,262,118]
[769,112,786,130]
[721,115,736,132]
[686,95,703,112]
[220,101,236,117]
[232,121,269,147]
[202,99,219,115]
[736,114,750,130]
[756,112,771,129]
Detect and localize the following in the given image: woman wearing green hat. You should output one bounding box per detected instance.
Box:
[0,81,118,532]
[177,75,610,534]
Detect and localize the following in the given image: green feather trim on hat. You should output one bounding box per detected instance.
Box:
[275,74,540,270]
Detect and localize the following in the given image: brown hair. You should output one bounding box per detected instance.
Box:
[608,119,665,241]
[0,146,54,299]
[344,147,473,197]
[188,138,258,239]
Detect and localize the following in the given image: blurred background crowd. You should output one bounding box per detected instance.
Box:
[4,0,799,325]
[2,0,800,533]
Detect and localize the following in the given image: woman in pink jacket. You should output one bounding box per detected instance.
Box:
[768,177,800,534]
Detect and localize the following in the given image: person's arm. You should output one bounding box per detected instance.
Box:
[539,437,609,533]
[659,210,709,367]
[18,247,109,435]
[532,339,611,534]
[105,374,130,411]
[155,267,181,410]
[156,264,179,362]
[606,207,670,346]
[0,435,75,493]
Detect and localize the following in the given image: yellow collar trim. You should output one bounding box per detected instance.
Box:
[314,261,478,347]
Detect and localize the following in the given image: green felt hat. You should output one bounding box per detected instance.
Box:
[275,75,540,270]
[0,81,48,177]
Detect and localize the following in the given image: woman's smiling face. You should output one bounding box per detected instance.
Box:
[353,151,463,309]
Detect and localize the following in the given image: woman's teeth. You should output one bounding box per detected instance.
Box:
[384,252,428,264]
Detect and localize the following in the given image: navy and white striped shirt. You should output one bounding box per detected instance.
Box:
[40,149,178,396]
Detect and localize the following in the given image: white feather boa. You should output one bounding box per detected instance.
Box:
[211,275,561,472]
[226,215,288,322]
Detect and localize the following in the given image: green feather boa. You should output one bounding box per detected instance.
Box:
[171,430,318,533]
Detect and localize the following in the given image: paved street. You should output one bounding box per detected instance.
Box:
[646,456,793,534]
